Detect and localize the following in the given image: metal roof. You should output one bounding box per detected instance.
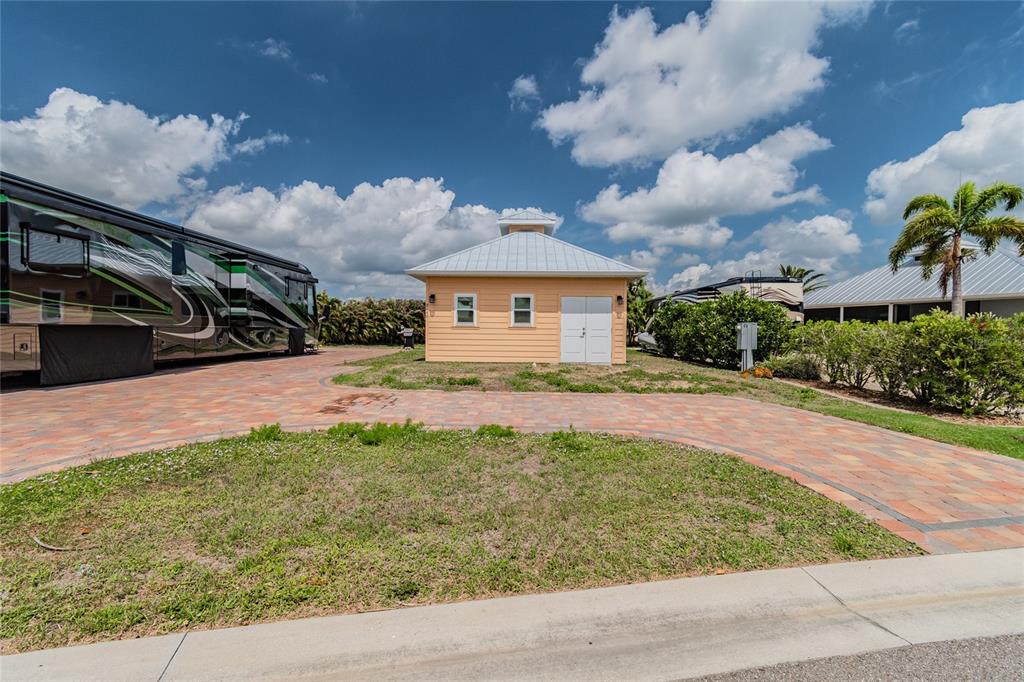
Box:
[653,276,801,304]
[497,210,558,235]
[406,230,647,280]
[805,247,1024,308]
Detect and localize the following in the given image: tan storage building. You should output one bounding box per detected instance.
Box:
[406,211,646,364]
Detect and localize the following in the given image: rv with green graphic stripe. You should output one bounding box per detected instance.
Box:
[1,173,319,385]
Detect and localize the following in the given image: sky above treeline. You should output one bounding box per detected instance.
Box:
[2,1,1022,297]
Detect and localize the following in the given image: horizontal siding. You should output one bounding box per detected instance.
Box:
[423,276,628,364]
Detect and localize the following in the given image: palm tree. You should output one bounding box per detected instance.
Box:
[778,264,830,293]
[890,181,1024,317]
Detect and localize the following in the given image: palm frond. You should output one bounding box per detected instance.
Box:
[901,193,950,220]
[968,215,1024,255]
[889,207,957,271]
[968,182,1023,221]
[952,181,977,218]
[778,264,809,278]
[802,272,830,293]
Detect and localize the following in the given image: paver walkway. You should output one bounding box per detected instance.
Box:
[2,347,1022,554]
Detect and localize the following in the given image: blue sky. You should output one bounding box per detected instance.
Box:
[2,1,1022,297]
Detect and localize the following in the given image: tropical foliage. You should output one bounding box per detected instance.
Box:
[785,313,1024,416]
[890,181,1024,317]
[316,292,424,345]
[627,278,654,343]
[649,291,793,368]
[778,264,830,293]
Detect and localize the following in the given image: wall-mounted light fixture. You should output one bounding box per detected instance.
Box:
[616,295,624,305]
[428,293,436,304]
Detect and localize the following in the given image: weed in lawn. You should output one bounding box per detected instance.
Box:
[355,420,424,446]
[475,425,516,438]
[327,422,366,439]
[548,429,590,454]
[249,423,284,442]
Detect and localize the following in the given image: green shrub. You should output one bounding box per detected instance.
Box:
[327,422,367,439]
[356,420,425,446]
[760,352,821,380]
[793,321,873,387]
[863,323,915,400]
[475,424,516,438]
[785,312,1024,416]
[651,292,793,368]
[445,376,481,386]
[907,311,1024,416]
[317,294,424,345]
[248,423,284,441]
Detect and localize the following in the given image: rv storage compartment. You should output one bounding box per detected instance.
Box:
[288,327,305,355]
[39,325,154,386]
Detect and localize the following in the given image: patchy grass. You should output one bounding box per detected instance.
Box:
[335,347,732,395]
[0,426,918,653]
[336,349,1024,460]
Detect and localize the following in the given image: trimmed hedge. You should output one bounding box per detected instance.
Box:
[649,291,793,368]
[317,293,424,345]
[788,312,1024,416]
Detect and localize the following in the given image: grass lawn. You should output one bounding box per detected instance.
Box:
[336,349,1024,460]
[0,424,918,653]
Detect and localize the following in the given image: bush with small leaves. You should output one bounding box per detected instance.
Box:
[356,420,425,446]
[651,292,793,368]
[760,352,821,380]
[248,423,284,442]
[475,424,516,438]
[327,422,367,439]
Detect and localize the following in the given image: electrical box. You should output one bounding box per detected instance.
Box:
[736,322,758,351]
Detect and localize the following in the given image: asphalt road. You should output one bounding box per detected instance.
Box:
[695,634,1024,682]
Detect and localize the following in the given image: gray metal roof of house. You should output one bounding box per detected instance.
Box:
[805,247,1024,308]
[497,210,558,235]
[406,230,647,279]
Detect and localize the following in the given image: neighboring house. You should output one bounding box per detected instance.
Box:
[406,210,646,364]
[651,276,805,322]
[805,245,1024,322]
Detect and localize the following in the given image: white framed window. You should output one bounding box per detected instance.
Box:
[510,294,534,326]
[40,289,64,322]
[454,293,477,326]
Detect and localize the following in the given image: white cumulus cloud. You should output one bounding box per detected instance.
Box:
[663,213,862,291]
[0,88,282,209]
[584,124,831,249]
[185,177,562,297]
[234,131,291,155]
[864,100,1024,224]
[538,1,868,166]
[508,74,541,111]
[605,219,734,250]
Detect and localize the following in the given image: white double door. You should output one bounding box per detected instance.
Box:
[560,296,612,364]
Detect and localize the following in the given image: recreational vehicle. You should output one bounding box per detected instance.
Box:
[0,173,319,385]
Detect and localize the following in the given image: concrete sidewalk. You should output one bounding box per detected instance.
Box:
[4,549,1023,682]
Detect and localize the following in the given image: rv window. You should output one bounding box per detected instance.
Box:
[113,292,142,309]
[287,278,307,302]
[41,290,64,322]
[171,241,187,276]
[24,226,89,275]
[306,285,316,316]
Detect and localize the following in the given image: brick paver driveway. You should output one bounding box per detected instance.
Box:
[2,347,1022,554]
